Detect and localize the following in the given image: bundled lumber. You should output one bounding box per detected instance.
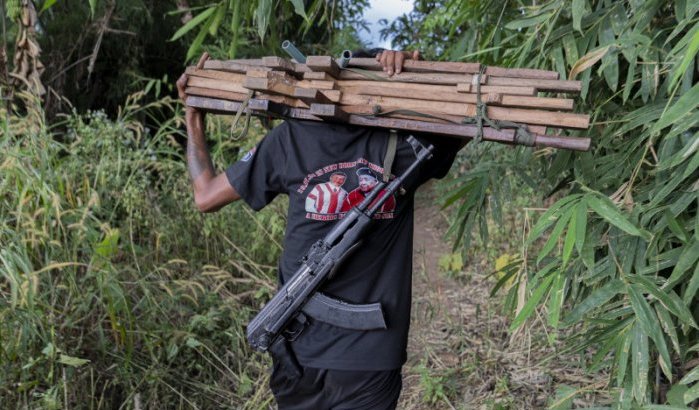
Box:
[183,53,592,151]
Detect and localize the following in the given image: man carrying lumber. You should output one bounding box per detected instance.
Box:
[177,49,463,409]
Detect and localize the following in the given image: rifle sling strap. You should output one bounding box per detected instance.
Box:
[383,129,398,182]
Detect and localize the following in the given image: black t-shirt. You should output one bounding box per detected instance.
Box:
[226,119,459,370]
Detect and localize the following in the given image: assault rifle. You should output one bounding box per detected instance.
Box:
[247,136,434,352]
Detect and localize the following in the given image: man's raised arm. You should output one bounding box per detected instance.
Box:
[177,56,240,213]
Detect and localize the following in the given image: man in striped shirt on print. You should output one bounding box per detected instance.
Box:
[304,172,348,215]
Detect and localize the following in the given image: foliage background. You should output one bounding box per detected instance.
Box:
[1,0,698,408]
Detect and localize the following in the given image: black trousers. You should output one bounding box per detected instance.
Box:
[270,363,402,410]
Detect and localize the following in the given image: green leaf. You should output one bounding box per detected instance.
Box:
[208,4,226,36]
[58,354,90,367]
[628,284,672,381]
[548,384,576,410]
[563,279,624,326]
[629,275,697,328]
[683,263,699,305]
[664,239,699,290]
[170,6,217,42]
[527,195,581,244]
[562,212,576,266]
[653,82,699,133]
[574,201,588,254]
[669,24,699,90]
[684,383,699,405]
[572,0,586,33]
[40,0,59,13]
[504,11,553,30]
[537,209,572,263]
[255,0,273,42]
[510,273,555,330]
[94,228,119,260]
[185,24,209,61]
[631,322,649,402]
[655,304,681,356]
[88,0,97,18]
[288,0,308,22]
[664,210,690,243]
[587,195,651,240]
[680,366,699,385]
[548,272,566,330]
[616,329,632,386]
[666,384,690,407]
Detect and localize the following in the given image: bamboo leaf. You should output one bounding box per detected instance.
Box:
[574,200,587,254]
[510,273,555,330]
[628,284,673,381]
[171,6,217,41]
[652,82,699,133]
[587,195,651,239]
[669,23,699,90]
[537,209,572,263]
[629,275,697,328]
[548,271,566,330]
[40,0,59,13]
[631,322,649,402]
[683,263,699,305]
[684,383,699,405]
[655,305,681,356]
[504,11,553,30]
[562,213,576,266]
[664,210,690,243]
[288,0,309,22]
[616,329,632,386]
[89,0,98,18]
[527,195,581,244]
[569,45,612,80]
[255,0,273,42]
[664,239,699,290]
[563,279,624,326]
[680,366,699,385]
[572,0,586,33]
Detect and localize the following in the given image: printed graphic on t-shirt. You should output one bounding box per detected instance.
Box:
[298,158,396,221]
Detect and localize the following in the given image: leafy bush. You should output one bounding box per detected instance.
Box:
[391,0,699,407]
[0,94,285,409]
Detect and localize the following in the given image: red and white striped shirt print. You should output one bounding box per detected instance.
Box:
[305,182,348,214]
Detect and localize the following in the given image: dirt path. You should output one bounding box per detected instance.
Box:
[398,186,606,410]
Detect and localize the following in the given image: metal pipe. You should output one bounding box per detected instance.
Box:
[337,49,352,68]
[282,40,306,63]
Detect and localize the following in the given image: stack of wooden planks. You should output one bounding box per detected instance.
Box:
[184,54,591,151]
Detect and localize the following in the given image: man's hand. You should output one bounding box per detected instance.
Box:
[376,50,421,76]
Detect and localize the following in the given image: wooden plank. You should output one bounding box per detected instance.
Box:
[310,104,349,122]
[185,96,590,151]
[338,80,535,96]
[185,86,249,102]
[320,90,341,103]
[261,56,296,73]
[203,60,271,73]
[186,67,246,83]
[338,70,478,85]
[305,56,341,78]
[340,85,571,109]
[348,58,481,74]
[456,83,536,96]
[303,72,337,80]
[337,94,589,128]
[243,76,296,96]
[347,58,559,79]
[488,76,581,92]
[296,79,336,90]
[187,76,249,94]
[293,88,333,105]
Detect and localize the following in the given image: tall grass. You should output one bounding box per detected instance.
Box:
[0,93,285,409]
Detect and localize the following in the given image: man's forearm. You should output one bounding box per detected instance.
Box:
[186,108,215,184]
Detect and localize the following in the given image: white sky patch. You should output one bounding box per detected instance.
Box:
[359,0,413,49]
